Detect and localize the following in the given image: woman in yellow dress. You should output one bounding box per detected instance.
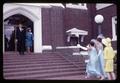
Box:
[102,37,116,80]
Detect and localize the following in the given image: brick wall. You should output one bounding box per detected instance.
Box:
[42,8,52,45]
[96,5,117,50]
[42,7,64,50]
[64,8,92,46]
[41,5,117,50]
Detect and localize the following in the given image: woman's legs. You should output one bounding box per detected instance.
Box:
[111,72,116,80]
[106,73,112,80]
[99,75,104,80]
[95,70,104,80]
[85,72,90,78]
[85,62,92,79]
[27,47,31,53]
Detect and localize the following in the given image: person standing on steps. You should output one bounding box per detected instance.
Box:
[5,35,9,51]
[95,35,107,80]
[79,39,104,80]
[102,37,116,80]
[15,23,26,55]
[25,28,33,54]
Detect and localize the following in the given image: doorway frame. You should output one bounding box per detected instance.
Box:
[3,4,43,53]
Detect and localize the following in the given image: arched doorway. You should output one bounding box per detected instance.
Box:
[3,4,42,53]
[4,14,34,52]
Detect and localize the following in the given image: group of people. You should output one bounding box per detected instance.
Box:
[5,23,116,80]
[15,23,33,55]
[79,35,116,80]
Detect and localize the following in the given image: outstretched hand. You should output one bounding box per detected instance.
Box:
[78,44,88,51]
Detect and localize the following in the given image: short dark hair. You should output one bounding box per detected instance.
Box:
[89,41,95,46]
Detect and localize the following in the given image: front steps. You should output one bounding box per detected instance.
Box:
[3,52,98,80]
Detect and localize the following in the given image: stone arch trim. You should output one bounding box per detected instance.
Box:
[4,7,39,21]
[3,6,43,53]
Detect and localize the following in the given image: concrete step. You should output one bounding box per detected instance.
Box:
[4,60,85,65]
[3,52,61,57]
[4,59,69,65]
[44,75,86,80]
[3,52,86,80]
[4,61,85,69]
[4,57,65,61]
[4,64,83,72]
[4,62,85,69]
[44,75,100,80]
[4,67,84,76]
[4,70,85,80]
[4,56,85,61]
[3,55,62,59]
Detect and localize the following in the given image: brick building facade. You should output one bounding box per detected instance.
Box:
[3,3,117,53]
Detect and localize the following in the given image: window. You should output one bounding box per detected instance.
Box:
[71,3,85,6]
[81,3,85,6]
[71,3,79,5]
[66,3,87,10]
[96,4,113,10]
[112,16,117,41]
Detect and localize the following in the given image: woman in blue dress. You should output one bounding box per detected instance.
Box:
[79,40,103,79]
[95,36,107,80]
[26,28,33,54]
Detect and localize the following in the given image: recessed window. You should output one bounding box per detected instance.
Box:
[81,3,85,6]
[72,3,79,5]
[71,3,85,6]
[112,16,117,41]
[66,3,87,10]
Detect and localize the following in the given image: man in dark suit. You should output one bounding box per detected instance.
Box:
[5,35,8,51]
[15,23,26,55]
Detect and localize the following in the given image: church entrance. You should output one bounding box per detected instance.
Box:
[4,4,43,53]
[4,14,34,52]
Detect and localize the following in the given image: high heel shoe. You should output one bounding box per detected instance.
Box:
[99,76,104,80]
